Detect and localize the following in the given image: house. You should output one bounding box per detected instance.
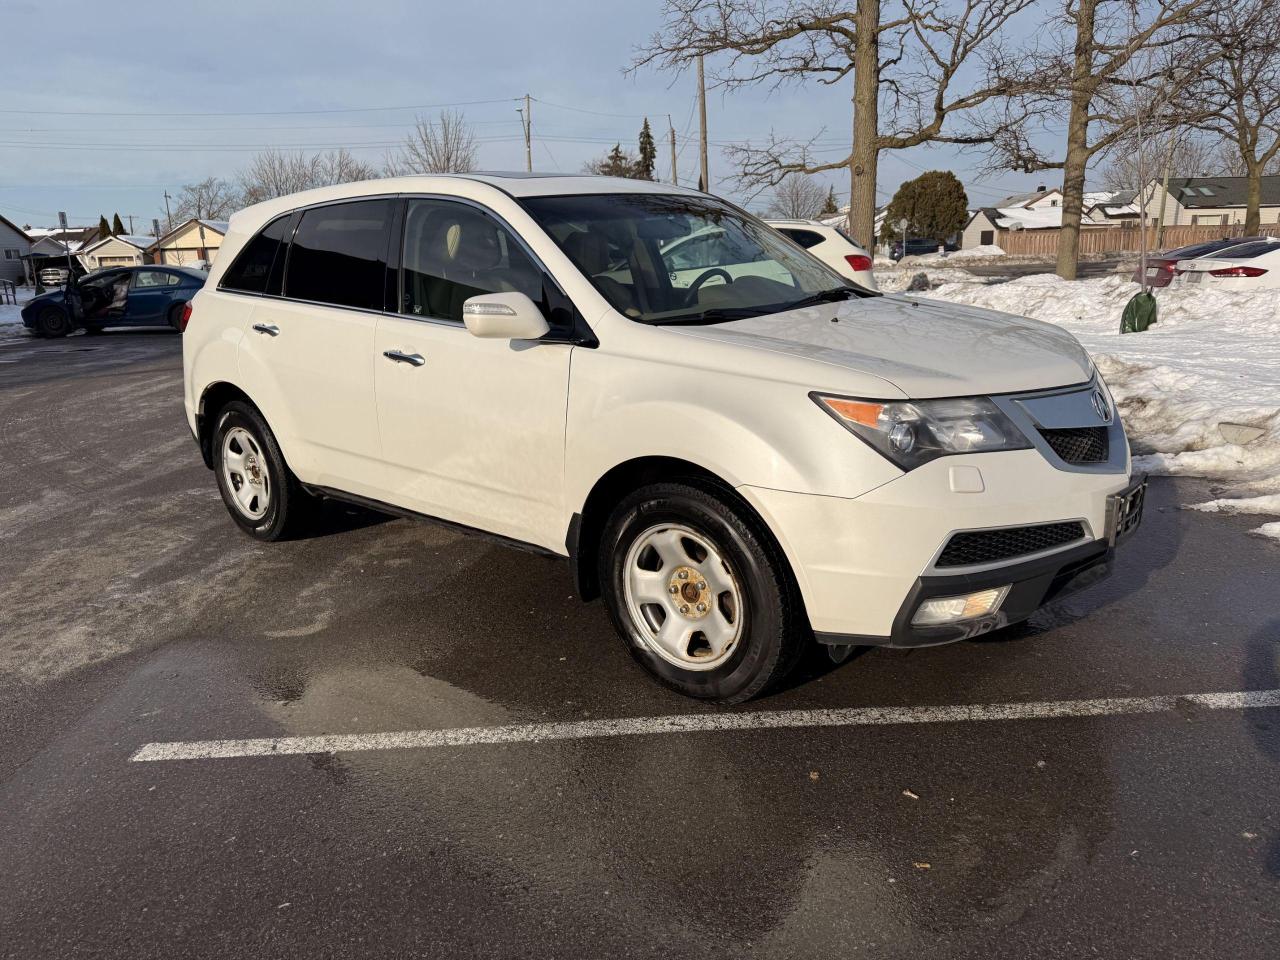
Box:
[1147,175,1280,227]
[148,218,229,266]
[961,185,1115,248]
[0,213,33,284]
[80,234,155,270]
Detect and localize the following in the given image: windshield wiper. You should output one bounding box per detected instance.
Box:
[649,307,767,326]
[782,287,859,311]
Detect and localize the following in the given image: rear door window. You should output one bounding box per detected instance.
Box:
[132,270,176,289]
[286,200,394,310]
[220,213,293,295]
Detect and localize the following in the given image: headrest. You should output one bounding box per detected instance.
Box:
[563,230,611,276]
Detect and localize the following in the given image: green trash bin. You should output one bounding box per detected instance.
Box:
[1120,291,1157,334]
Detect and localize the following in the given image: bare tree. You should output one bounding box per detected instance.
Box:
[632,0,1038,248]
[240,148,379,204]
[385,111,479,175]
[765,174,828,218]
[981,0,1220,278]
[1186,1,1280,233]
[1098,132,1218,189]
[170,176,240,223]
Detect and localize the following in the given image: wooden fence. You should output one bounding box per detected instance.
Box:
[996,222,1280,256]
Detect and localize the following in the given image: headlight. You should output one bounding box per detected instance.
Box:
[812,393,1031,470]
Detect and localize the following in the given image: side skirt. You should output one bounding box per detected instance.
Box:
[303,484,567,562]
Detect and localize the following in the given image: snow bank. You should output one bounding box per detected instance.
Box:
[921,273,1280,538]
[876,265,988,293]
[0,286,35,333]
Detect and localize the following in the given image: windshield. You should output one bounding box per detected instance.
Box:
[520,193,871,325]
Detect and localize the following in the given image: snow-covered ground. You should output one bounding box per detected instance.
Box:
[917,272,1280,541]
[1,286,36,334]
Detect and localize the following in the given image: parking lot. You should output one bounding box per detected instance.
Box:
[1,330,1277,958]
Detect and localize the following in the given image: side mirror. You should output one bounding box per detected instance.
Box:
[461,292,550,340]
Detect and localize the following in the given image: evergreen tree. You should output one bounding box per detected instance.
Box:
[637,118,657,181]
[820,186,838,215]
[98,215,111,237]
[111,213,125,236]
[883,171,968,243]
[584,143,642,178]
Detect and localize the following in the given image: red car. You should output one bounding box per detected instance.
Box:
[1133,237,1265,288]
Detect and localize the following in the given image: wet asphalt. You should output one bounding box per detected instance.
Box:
[0,329,1277,959]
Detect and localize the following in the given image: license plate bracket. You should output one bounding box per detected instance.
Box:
[1106,474,1147,545]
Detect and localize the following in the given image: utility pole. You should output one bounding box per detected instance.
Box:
[163,191,174,232]
[127,214,135,234]
[58,211,75,291]
[668,114,677,185]
[523,94,532,173]
[696,56,709,192]
[1155,142,1175,249]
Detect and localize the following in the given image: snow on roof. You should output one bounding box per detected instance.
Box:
[989,205,1106,230]
[198,220,230,234]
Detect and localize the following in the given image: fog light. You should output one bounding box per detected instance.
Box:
[911,586,1010,626]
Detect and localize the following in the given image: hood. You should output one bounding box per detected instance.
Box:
[670,294,1092,399]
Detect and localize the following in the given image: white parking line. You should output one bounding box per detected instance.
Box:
[130,688,1280,763]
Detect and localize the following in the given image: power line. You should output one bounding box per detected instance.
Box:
[0,97,520,118]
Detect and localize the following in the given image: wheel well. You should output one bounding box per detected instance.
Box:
[569,456,772,602]
[196,382,254,468]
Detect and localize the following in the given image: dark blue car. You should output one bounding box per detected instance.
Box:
[21,265,206,338]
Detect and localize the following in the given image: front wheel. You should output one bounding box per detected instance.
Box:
[36,306,72,338]
[211,401,315,541]
[599,481,806,703]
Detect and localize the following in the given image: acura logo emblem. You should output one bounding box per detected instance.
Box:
[1092,389,1112,423]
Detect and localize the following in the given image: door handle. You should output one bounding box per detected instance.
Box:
[382,349,425,367]
[252,323,279,336]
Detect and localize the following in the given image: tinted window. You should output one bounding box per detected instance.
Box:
[779,228,824,249]
[287,200,393,310]
[221,213,292,295]
[401,199,546,323]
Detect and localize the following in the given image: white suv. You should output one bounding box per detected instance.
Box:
[184,174,1144,703]
[765,219,878,290]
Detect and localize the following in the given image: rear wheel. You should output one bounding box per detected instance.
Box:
[36,306,72,338]
[168,302,185,331]
[211,401,315,541]
[599,481,806,703]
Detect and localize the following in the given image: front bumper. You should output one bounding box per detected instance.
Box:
[739,450,1140,644]
[815,537,1113,648]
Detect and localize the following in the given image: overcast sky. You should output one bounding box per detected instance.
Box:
[2,0,1057,231]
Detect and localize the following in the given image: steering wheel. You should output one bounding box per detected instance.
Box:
[685,267,734,301]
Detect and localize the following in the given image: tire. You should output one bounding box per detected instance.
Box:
[36,306,72,338]
[211,401,315,541]
[599,480,806,703]
[168,302,185,331]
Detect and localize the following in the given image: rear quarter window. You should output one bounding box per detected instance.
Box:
[779,228,825,249]
[220,213,293,295]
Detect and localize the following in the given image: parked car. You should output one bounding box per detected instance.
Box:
[38,266,70,286]
[185,174,1143,703]
[22,265,206,338]
[890,237,956,260]
[1171,237,1280,290]
[1132,236,1266,288]
[765,219,877,290]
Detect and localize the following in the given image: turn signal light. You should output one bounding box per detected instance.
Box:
[845,254,873,272]
[1208,266,1267,278]
[179,302,193,332]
